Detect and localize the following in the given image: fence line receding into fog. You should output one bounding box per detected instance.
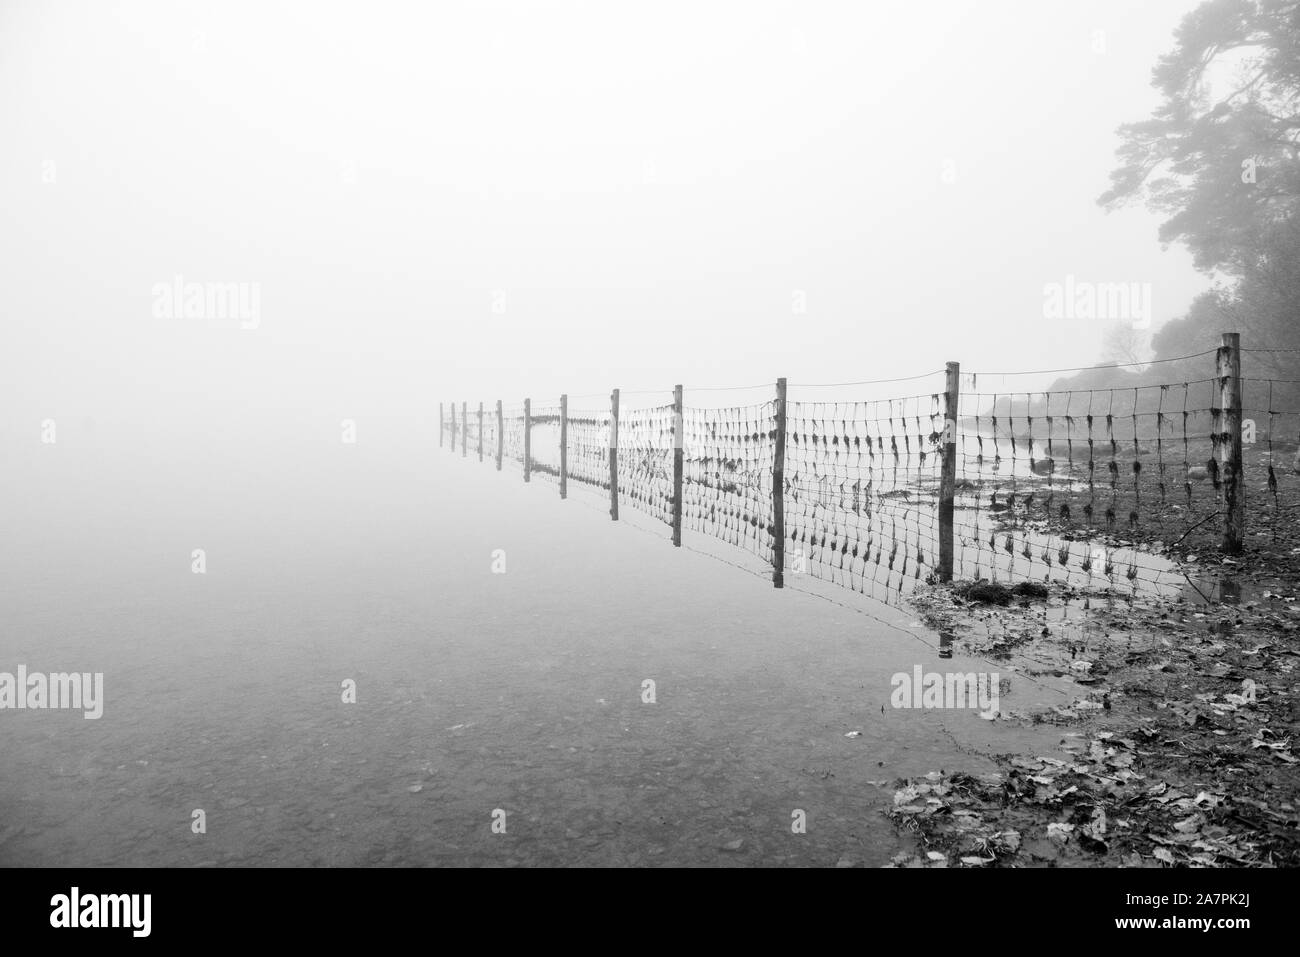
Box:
[439,334,1300,606]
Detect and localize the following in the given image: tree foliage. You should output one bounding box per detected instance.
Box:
[1100,0,1300,276]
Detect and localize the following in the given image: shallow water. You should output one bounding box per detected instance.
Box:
[1,435,1084,866]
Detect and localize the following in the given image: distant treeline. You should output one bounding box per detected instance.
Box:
[971,356,1299,446]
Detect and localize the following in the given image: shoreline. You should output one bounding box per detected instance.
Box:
[887,509,1300,866]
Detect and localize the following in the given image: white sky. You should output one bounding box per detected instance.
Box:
[1,0,1210,434]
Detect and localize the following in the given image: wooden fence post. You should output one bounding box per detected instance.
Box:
[560,394,568,499]
[523,398,531,483]
[496,400,503,471]
[439,402,444,448]
[477,402,484,462]
[609,388,620,520]
[1218,332,1244,554]
[461,401,467,457]
[672,384,683,546]
[939,361,960,582]
[773,377,787,587]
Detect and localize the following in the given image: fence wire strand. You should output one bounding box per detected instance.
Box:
[442,347,1291,612]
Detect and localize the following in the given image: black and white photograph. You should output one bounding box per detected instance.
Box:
[0,0,1294,937]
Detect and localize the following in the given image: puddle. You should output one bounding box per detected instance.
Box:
[1180,572,1288,607]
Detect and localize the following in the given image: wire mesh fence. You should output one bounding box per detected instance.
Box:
[617,404,675,527]
[502,406,526,468]
[564,406,612,498]
[784,393,945,602]
[681,401,777,566]
[1240,376,1300,544]
[441,335,1294,608]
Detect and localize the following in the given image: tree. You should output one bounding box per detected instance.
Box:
[1149,287,1234,358]
[1099,0,1300,277]
[1233,213,1300,373]
[1101,324,1153,367]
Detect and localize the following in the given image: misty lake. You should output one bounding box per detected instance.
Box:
[0,429,1118,867]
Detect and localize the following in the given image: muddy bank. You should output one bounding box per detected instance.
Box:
[890,537,1300,867]
[954,439,1299,561]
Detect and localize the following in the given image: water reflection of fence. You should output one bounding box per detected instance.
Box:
[440,333,1297,604]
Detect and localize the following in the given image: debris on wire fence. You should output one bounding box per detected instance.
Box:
[441,333,1297,607]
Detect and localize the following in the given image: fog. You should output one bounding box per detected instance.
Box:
[3,1,1206,447]
[0,0,1216,869]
